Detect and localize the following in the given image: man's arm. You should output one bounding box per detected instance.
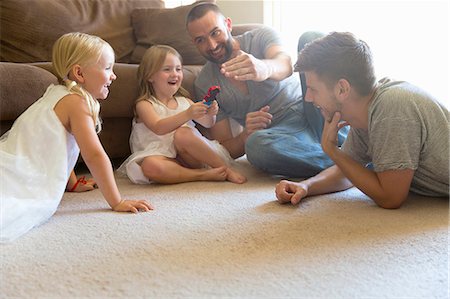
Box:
[208,118,247,159]
[262,45,294,81]
[220,44,293,82]
[276,165,354,205]
[323,113,414,209]
[209,104,274,159]
[326,149,414,209]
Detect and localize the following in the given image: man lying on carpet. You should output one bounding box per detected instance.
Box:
[275,31,449,209]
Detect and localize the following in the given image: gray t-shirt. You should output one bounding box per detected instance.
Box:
[194,26,303,126]
[343,78,449,197]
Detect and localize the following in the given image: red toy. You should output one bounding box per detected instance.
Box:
[203,85,220,106]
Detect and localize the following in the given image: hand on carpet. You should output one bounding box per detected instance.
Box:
[275,180,308,205]
[113,199,154,213]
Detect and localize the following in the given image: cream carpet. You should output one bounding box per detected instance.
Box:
[1,157,448,298]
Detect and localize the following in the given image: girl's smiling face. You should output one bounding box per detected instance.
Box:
[149,53,183,101]
[81,46,117,100]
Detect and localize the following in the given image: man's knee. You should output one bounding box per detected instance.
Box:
[298,31,326,52]
[246,131,268,151]
[245,131,272,167]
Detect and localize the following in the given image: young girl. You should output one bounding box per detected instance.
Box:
[0,32,153,243]
[118,45,246,184]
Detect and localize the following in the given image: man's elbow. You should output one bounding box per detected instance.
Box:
[374,195,408,209]
[201,121,214,129]
[287,61,294,76]
[286,67,294,78]
[281,57,293,79]
[230,151,245,160]
[270,54,293,81]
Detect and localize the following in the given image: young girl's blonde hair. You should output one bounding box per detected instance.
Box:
[52,32,114,133]
[136,45,190,105]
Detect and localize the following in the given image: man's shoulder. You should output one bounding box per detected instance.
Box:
[372,79,418,109]
[237,26,279,42]
[238,25,277,37]
[237,26,282,58]
[376,77,427,98]
[374,78,439,112]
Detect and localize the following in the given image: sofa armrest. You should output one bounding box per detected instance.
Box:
[0,62,58,135]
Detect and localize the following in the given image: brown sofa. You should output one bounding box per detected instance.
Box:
[0,0,261,165]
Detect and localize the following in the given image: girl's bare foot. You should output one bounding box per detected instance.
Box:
[67,176,97,192]
[199,166,228,181]
[226,167,247,184]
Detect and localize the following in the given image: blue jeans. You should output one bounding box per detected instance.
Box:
[245,100,348,178]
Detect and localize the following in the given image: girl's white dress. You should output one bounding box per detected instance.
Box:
[118,96,232,184]
[0,84,80,242]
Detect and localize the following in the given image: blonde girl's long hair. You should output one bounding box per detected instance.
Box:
[52,32,114,133]
[136,45,190,105]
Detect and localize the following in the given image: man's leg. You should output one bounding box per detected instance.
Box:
[297,31,328,141]
[245,101,346,178]
[298,31,326,53]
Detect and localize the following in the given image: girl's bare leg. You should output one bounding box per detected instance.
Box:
[140,156,227,184]
[174,127,247,184]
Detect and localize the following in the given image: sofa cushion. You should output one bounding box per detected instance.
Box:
[0,0,164,63]
[0,63,58,124]
[130,1,214,65]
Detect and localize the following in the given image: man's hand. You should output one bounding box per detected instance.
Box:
[275,180,308,205]
[220,50,271,82]
[321,112,349,156]
[245,106,272,136]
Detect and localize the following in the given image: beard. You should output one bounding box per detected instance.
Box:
[326,98,342,122]
[319,96,342,122]
[204,32,234,64]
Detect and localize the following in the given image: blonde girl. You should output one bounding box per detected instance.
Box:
[118,45,246,184]
[0,32,152,242]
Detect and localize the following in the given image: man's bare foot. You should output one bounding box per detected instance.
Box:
[226,167,247,184]
[200,166,228,181]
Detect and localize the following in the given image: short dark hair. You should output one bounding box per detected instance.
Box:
[186,2,223,27]
[296,32,377,96]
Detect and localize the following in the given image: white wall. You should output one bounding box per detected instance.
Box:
[215,0,449,108]
[216,0,264,24]
[275,0,449,108]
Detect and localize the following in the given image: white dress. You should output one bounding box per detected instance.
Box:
[0,84,80,242]
[117,96,232,184]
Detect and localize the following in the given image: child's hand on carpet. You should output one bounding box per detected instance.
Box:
[112,199,154,213]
